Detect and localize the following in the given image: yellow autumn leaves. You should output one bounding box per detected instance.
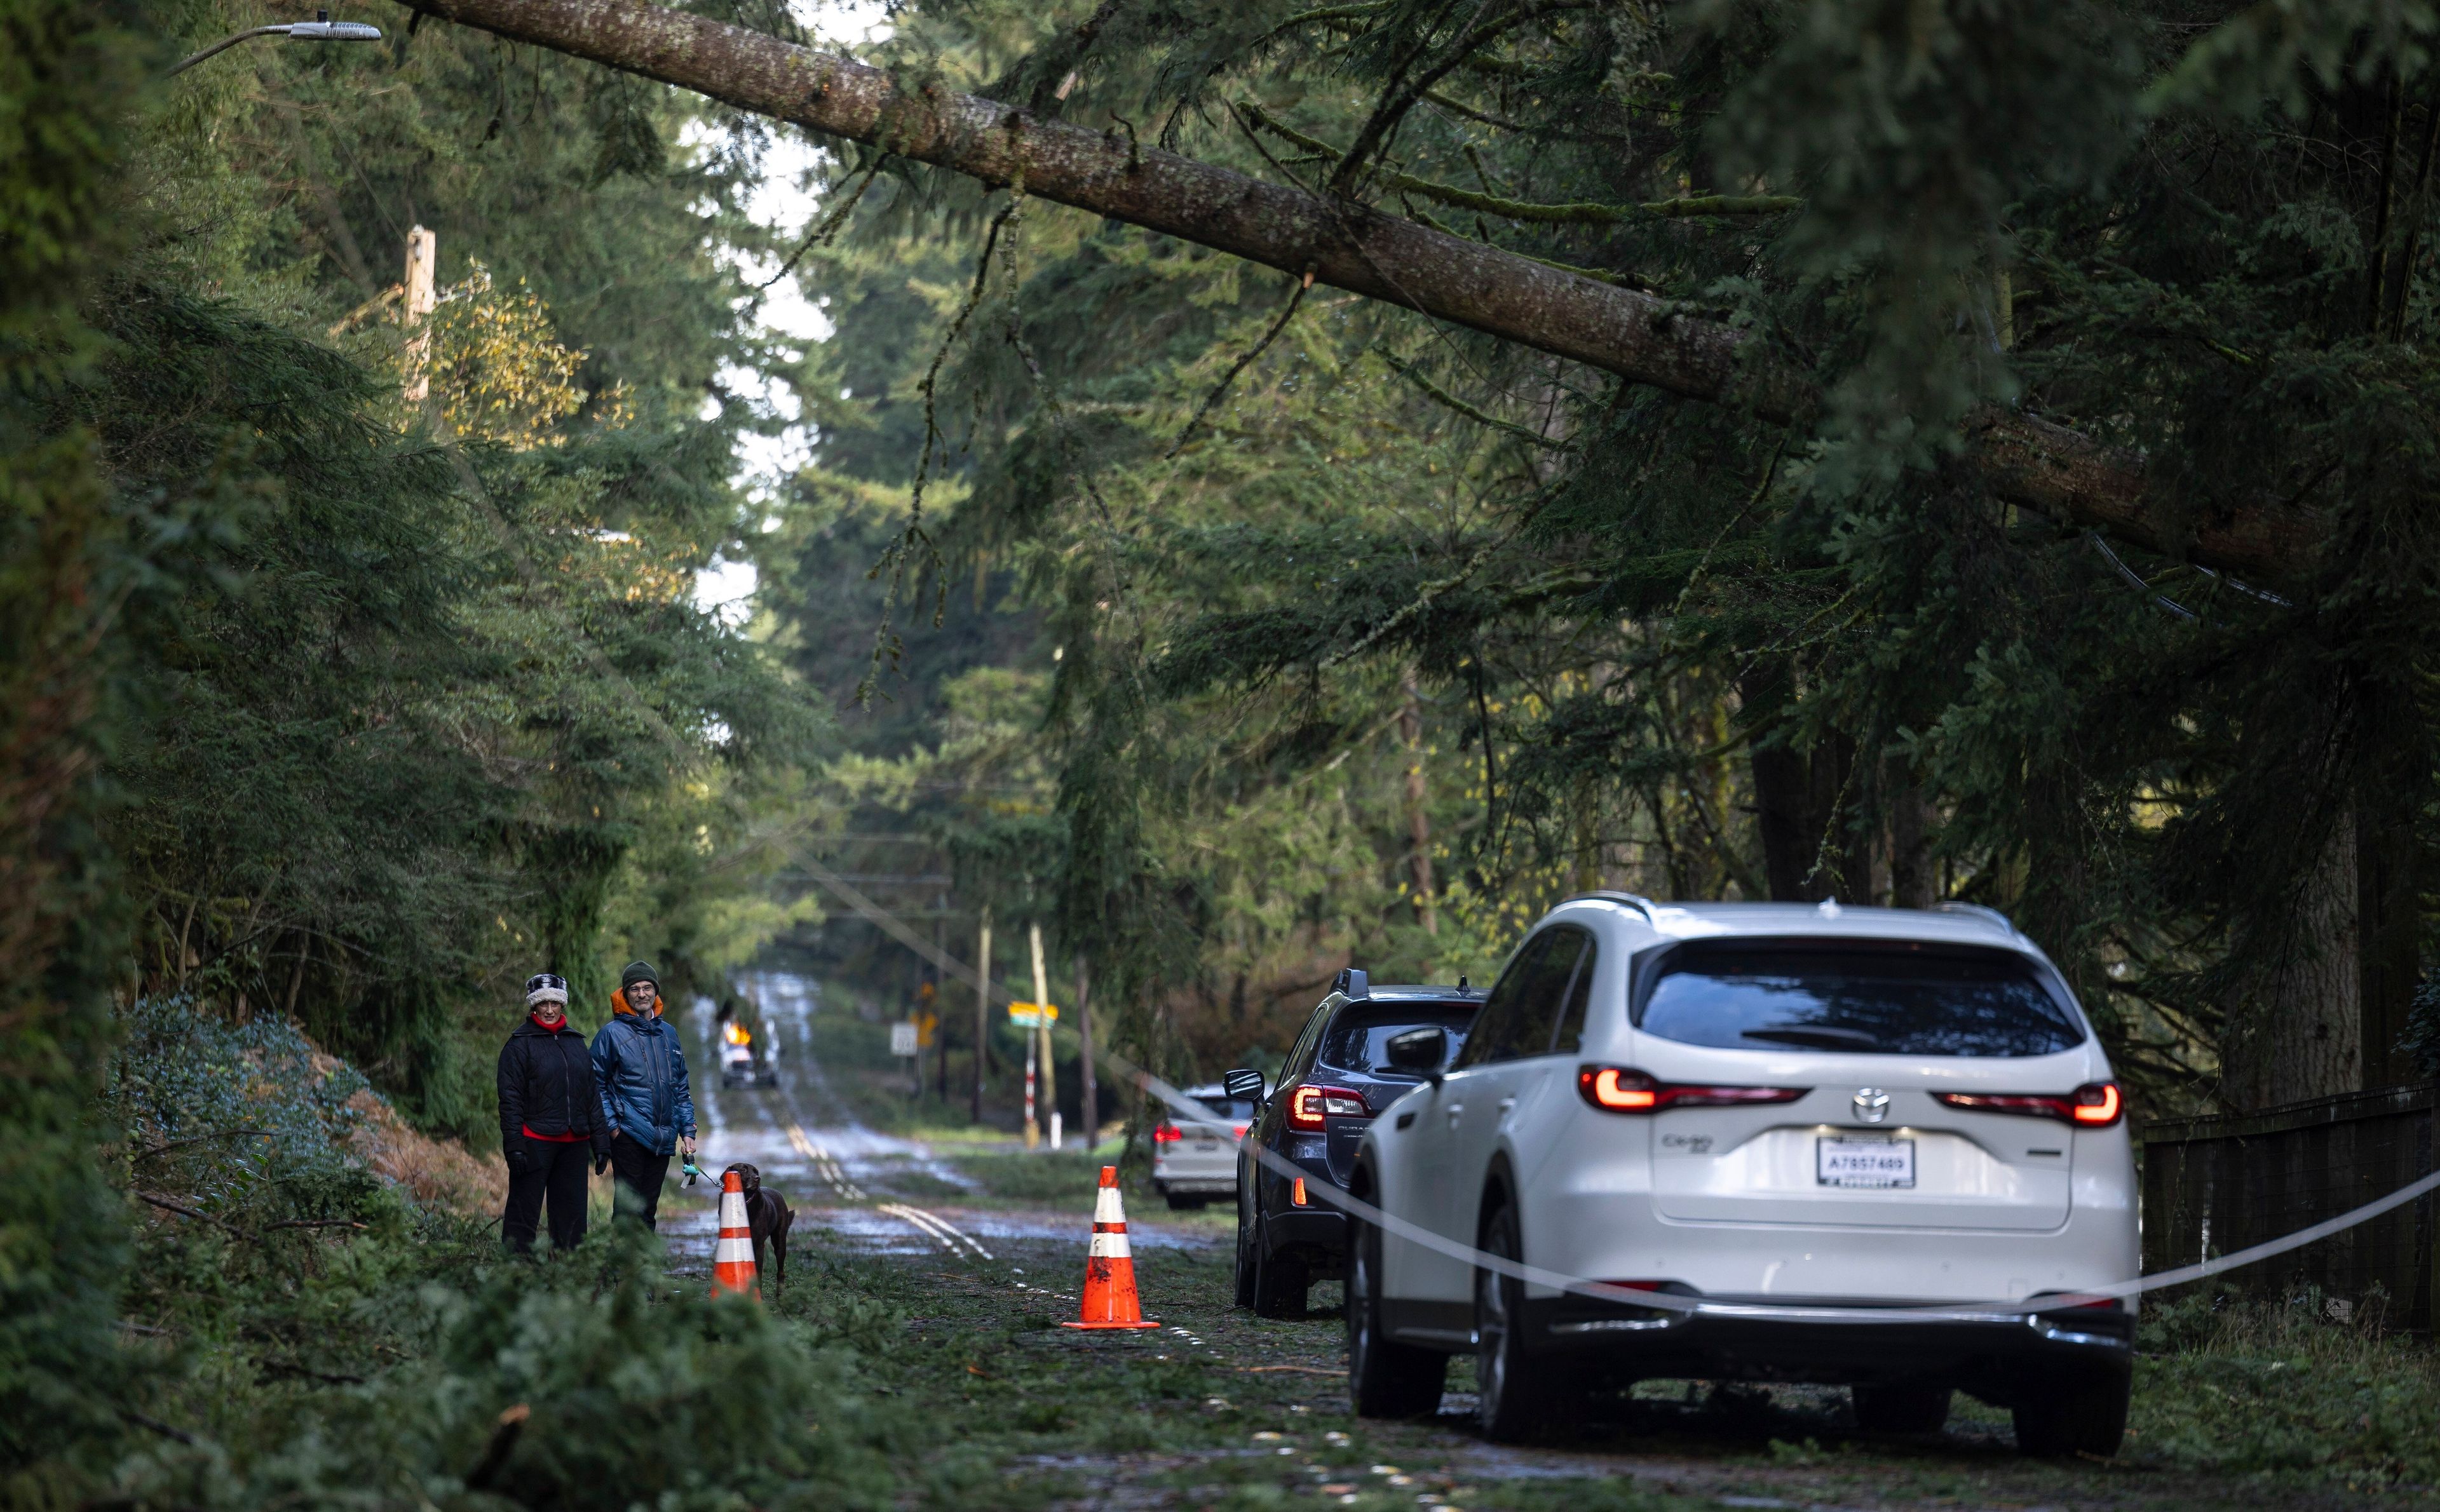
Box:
[413,261,630,449]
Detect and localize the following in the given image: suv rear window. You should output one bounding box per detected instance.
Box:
[1321,1003,1478,1074]
[1635,942,2084,1058]
[1193,1097,1254,1121]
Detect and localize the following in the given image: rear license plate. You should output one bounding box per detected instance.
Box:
[1195,1140,1217,1151]
[1817,1137,1915,1189]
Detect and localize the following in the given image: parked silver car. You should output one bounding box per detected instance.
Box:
[1152,1084,1252,1210]
[1346,895,2139,1455]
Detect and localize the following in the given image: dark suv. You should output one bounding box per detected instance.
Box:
[1226,968,1482,1317]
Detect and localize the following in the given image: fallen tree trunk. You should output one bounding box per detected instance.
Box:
[394,0,2321,584]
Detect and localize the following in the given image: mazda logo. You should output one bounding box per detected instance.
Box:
[1852,1088,1891,1123]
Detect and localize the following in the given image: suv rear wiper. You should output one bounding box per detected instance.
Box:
[1739,1025,1883,1050]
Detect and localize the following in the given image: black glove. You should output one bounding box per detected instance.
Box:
[504,1137,531,1177]
[592,1131,613,1177]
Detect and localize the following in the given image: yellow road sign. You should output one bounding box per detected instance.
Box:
[1007,1001,1060,1027]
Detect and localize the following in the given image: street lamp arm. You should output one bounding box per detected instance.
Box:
[166,15,383,76]
[167,25,295,76]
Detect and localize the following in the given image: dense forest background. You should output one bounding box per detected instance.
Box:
[773,0,2440,1113]
[11,0,2440,1501]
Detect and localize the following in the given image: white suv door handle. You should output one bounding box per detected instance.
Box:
[1497,1097,1517,1114]
[1444,1103,1463,1128]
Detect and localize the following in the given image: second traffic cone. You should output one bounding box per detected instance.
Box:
[1061,1164,1160,1330]
[711,1169,759,1300]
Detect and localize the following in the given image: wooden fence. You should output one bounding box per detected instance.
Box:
[2141,1079,2438,1331]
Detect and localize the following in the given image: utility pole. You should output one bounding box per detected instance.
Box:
[973,907,991,1125]
[1022,917,1039,1151]
[1400,667,1439,935]
[1076,956,1096,1153]
[1030,922,1056,1150]
[402,226,437,405]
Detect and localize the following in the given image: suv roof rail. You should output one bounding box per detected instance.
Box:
[1934,901,2017,934]
[1332,966,1371,999]
[1559,890,1656,919]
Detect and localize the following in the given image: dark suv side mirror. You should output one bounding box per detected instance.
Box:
[1384,1026,1448,1074]
[1223,1068,1266,1103]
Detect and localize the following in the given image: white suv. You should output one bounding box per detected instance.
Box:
[1345,894,2138,1456]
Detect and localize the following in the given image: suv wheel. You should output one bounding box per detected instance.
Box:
[1474,1199,1566,1442]
[1852,1382,1951,1434]
[1250,1212,1309,1318]
[2012,1372,2129,1457]
[1346,1208,1446,1418]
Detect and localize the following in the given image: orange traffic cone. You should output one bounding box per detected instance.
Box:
[712,1169,759,1300]
[1061,1164,1160,1330]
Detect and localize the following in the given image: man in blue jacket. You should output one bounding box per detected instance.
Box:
[590,959,698,1230]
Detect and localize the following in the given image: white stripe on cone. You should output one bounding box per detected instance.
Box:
[1088,1230,1132,1259]
[1093,1183,1124,1224]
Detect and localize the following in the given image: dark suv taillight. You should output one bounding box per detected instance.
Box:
[1934,1081,2122,1126]
[1286,1084,1369,1131]
[1576,1066,1807,1114]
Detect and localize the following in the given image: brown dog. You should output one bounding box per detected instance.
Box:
[722,1162,794,1288]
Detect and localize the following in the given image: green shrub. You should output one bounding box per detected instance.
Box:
[85,1004,921,1512]
[104,996,373,1182]
[2132,1292,2440,1485]
[105,1229,912,1511]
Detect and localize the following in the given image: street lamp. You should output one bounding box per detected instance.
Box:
[168,10,382,76]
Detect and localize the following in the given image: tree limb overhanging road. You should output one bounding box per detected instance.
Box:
[390,0,2322,584]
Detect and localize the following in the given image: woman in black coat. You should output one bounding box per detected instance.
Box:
[498,972,612,1253]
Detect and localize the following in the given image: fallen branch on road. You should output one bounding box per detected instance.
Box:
[135,1191,242,1234]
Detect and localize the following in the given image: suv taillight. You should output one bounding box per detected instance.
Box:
[1576,1066,1807,1114]
[1287,1084,1369,1131]
[1152,1121,1181,1144]
[1934,1081,2122,1126]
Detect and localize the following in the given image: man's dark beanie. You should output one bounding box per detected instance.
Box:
[621,961,661,992]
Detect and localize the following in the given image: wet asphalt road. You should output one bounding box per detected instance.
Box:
[656,971,1214,1276]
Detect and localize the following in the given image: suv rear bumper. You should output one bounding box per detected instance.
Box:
[1154,1176,1234,1195]
[1261,1207,1348,1270]
[1520,1293,2132,1400]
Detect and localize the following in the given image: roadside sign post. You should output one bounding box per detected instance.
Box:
[1008,998,1058,1148]
[1022,1006,1037,1151]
